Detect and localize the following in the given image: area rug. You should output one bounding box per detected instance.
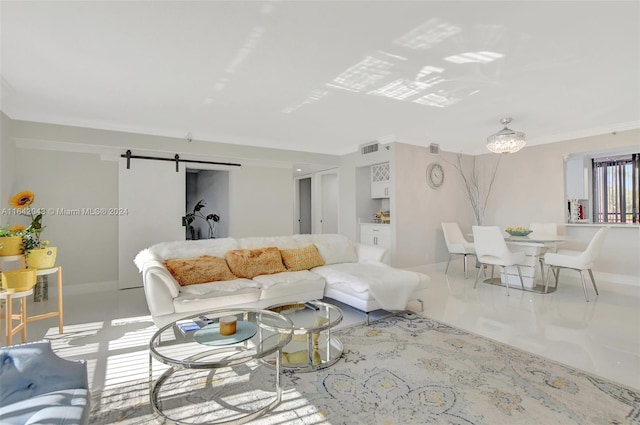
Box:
[89,313,640,424]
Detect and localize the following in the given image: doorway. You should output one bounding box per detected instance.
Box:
[296,177,312,234]
[294,169,339,234]
[185,169,230,239]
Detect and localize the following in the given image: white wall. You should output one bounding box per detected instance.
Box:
[393,143,472,268]
[228,165,294,238]
[486,130,639,227]
[0,112,15,226]
[12,149,119,289]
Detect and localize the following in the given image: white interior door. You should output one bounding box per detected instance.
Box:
[319,170,339,234]
[118,159,185,289]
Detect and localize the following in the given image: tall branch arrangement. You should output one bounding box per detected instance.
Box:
[448,153,502,225]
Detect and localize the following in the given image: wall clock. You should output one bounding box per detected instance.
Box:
[426,162,445,189]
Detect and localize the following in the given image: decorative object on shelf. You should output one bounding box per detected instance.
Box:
[1,269,37,292]
[182,199,220,239]
[486,117,526,154]
[505,227,533,236]
[374,210,390,223]
[426,162,445,189]
[447,153,502,225]
[568,198,581,223]
[0,225,25,256]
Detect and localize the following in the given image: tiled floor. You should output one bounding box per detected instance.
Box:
[4,261,639,392]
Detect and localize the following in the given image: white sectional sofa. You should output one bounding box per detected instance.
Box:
[134,234,429,328]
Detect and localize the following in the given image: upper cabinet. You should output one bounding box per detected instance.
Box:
[565,156,589,199]
[371,162,390,198]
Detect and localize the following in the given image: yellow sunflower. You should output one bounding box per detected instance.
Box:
[9,191,35,209]
[10,224,25,233]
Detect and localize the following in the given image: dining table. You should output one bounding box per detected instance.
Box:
[488,234,571,293]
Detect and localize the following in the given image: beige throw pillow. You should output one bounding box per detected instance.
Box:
[225,246,287,279]
[164,255,237,286]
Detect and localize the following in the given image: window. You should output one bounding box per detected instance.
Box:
[592,153,639,223]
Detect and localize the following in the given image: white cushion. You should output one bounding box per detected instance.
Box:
[179,278,257,295]
[258,276,326,301]
[312,234,358,264]
[252,270,322,289]
[173,288,261,313]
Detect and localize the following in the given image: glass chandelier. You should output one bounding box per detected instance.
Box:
[486,117,526,153]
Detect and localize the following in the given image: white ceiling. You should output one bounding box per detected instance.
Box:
[1,1,639,156]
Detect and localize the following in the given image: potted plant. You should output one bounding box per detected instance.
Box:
[0,224,26,256]
[182,199,220,239]
[8,191,57,269]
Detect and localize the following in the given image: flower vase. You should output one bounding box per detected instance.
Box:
[0,236,23,256]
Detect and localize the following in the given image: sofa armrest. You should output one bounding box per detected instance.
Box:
[355,243,390,265]
[0,341,88,405]
[143,268,179,318]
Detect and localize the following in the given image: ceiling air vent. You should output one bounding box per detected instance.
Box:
[360,142,379,155]
[429,143,440,154]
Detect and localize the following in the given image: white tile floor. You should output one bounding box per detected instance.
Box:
[5,260,640,392]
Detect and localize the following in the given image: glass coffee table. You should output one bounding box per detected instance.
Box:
[149,308,293,424]
[267,300,343,372]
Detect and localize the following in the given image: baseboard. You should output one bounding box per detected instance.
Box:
[64,280,120,296]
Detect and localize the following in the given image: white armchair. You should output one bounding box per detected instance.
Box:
[472,226,526,295]
[544,226,609,302]
[441,222,476,278]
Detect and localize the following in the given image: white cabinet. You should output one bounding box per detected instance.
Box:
[371,162,390,198]
[360,223,391,250]
[565,157,589,199]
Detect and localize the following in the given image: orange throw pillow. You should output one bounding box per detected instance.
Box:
[225,247,287,279]
[164,255,237,286]
[280,244,325,271]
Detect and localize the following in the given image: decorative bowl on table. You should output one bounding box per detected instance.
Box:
[505,227,532,237]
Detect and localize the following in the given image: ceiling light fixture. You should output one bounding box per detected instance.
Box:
[486,117,526,153]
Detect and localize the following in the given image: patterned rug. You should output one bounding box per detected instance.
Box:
[89,313,640,424]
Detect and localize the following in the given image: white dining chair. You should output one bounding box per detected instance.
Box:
[544,226,609,302]
[472,226,526,295]
[442,222,476,278]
